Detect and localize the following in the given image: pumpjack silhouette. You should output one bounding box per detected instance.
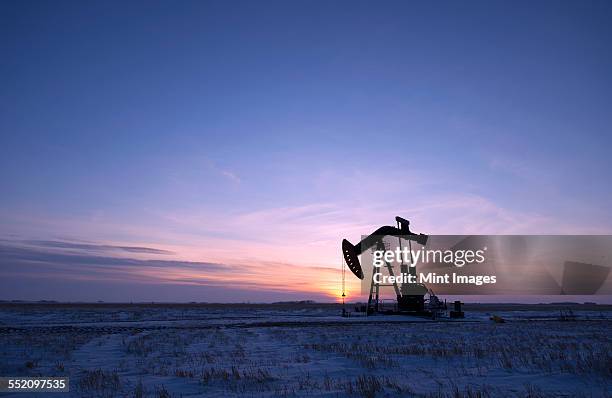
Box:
[342,216,451,316]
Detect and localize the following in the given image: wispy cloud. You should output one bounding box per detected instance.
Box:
[220,170,241,184]
[2,161,611,302]
[0,241,341,301]
[20,240,174,255]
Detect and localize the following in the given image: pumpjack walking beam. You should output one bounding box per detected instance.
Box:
[342,216,428,280]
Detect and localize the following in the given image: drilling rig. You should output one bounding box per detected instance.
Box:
[341,216,450,317]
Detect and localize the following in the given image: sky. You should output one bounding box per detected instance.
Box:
[1,0,612,302]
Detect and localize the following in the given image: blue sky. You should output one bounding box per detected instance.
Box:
[1,0,611,302]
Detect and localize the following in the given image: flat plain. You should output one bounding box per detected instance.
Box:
[0,302,610,397]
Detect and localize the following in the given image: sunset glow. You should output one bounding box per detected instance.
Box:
[1,1,611,303]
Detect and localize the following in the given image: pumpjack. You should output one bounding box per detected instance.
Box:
[342,216,448,317]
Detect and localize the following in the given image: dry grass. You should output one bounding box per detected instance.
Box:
[78,368,121,396]
[1,304,610,397]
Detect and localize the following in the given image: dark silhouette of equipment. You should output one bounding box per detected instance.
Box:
[342,216,427,280]
[450,300,464,318]
[342,216,450,317]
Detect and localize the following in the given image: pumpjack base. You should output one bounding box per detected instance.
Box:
[367,295,429,316]
[365,294,449,319]
[397,295,425,312]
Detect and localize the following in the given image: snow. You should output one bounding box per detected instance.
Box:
[0,303,610,397]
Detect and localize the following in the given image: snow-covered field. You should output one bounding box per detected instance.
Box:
[0,303,610,397]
